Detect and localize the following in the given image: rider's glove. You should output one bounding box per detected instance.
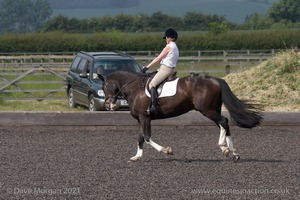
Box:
[141,67,148,73]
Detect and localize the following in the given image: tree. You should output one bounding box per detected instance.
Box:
[147,12,183,31]
[268,0,300,23]
[183,12,231,31]
[0,0,52,33]
[209,22,228,35]
[33,0,53,29]
[243,13,272,30]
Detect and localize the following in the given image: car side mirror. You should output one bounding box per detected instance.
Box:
[79,73,88,78]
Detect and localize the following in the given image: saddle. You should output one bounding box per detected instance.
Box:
[145,71,178,97]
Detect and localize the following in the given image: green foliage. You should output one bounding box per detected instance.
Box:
[208,22,228,35]
[0,29,300,52]
[1,0,300,34]
[268,0,300,23]
[42,11,235,33]
[0,0,52,33]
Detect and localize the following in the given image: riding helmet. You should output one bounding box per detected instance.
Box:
[163,28,178,41]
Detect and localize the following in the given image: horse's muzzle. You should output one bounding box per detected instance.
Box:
[105,97,117,111]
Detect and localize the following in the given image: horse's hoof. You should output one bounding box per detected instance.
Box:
[128,159,138,163]
[223,148,230,157]
[162,146,173,155]
[233,155,240,162]
[128,157,141,163]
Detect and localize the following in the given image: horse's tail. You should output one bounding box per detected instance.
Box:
[218,78,263,128]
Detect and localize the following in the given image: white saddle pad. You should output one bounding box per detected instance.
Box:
[145,78,179,98]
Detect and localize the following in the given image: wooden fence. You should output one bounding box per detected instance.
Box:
[0,66,66,101]
[0,49,279,101]
[0,49,277,66]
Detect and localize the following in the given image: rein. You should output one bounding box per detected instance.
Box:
[106,73,146,102]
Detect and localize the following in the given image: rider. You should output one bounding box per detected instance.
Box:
[141,28,179,115]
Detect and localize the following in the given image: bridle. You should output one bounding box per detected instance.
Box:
[104,73,147,107]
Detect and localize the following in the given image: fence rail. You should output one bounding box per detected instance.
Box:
[0,49,278,66]
[0,49,281,101]
[0,66,66,101]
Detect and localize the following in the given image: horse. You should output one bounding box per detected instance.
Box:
[98,70,262,162]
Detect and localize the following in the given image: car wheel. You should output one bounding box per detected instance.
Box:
[68,88,77,108]
[88,94,96,111]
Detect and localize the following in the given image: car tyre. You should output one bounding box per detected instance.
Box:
[68,88,77,108]
[89,94,96,111]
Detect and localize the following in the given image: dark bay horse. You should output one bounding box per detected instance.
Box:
[98,71,262,162]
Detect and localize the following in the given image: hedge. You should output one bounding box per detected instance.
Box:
[0,29,299,52]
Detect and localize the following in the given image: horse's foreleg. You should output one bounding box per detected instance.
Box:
[129,116,151,162]
[143,120,173,155]
[130,116,173,162]
[146,139,173,155]
[129,135,144,162]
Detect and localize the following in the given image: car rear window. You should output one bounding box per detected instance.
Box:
[70,56,81,72]
[92,60,140,79]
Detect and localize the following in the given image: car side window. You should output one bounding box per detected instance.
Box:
[76,59,89,74]
[71,57,81,72]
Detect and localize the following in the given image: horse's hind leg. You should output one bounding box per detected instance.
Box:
[218,116,240,161]
[203,111,240,161]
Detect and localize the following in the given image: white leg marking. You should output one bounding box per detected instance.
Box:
[226,136,233,151]
[218,125,227,151]
[146,139,163,152]
[130,145,143,161]
[219,125,230,157]
[226,136,239,156]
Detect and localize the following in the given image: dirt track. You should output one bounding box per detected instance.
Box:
[1,125,299,200]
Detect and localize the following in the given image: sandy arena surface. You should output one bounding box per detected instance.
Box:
[1,125,299,199]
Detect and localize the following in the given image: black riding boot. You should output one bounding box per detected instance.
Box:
[149,87,158,115]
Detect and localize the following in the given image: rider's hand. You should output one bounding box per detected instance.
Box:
[141,67,148,73]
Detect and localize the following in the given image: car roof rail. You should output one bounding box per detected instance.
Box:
[115,51,134,59]
[77,51,133,59]
[78,51,94,58]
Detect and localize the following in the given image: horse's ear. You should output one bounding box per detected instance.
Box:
[97,74,105,82]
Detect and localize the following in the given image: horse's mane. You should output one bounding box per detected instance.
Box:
[105,71,149,89]
[106,70,141,81]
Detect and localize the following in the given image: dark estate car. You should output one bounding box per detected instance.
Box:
[66,52,141,111]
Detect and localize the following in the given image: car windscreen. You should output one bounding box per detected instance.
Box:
[91,60,141,80]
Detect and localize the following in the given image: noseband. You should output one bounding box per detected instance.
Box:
[104,73,143,106]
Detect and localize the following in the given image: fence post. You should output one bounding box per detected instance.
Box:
[225,64,230,74]
[190,61,195,73]
[223,50,228,62]
[198,51,201,62]
[259,53,263,62]
[247,50,250,62]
